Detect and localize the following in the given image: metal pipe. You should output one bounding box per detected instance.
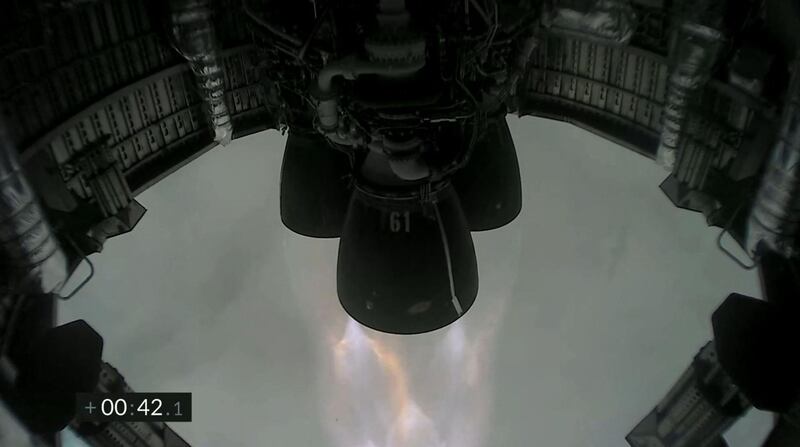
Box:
[542,0,637,45]
[314,50,425,133]
[170,0,233,145]
[745,56,800,258]
[0,125,68,294]
[313,0,425,142]
[655,22,725,170]
[510,34,540,90]
[368,135,430,181]
[318,55,426,93]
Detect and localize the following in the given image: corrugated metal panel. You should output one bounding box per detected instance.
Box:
[521,34,672,157]
[0,0,182,150]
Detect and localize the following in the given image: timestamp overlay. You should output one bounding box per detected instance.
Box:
[76,393,192,422]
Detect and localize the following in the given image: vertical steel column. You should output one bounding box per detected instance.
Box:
[655,22,724,170]
[0,125,68,294]
[170,0,233,145]
[745,57,800,257]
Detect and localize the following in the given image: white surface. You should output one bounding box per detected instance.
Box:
[0,402,35,447]
[59,117,772,446]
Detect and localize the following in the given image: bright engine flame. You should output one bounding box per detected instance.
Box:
[283,227,521,447]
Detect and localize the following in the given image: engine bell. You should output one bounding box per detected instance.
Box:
[280,131,353,238]
[336,183,479,334]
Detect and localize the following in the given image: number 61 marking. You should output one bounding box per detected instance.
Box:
[389,211,411,233]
